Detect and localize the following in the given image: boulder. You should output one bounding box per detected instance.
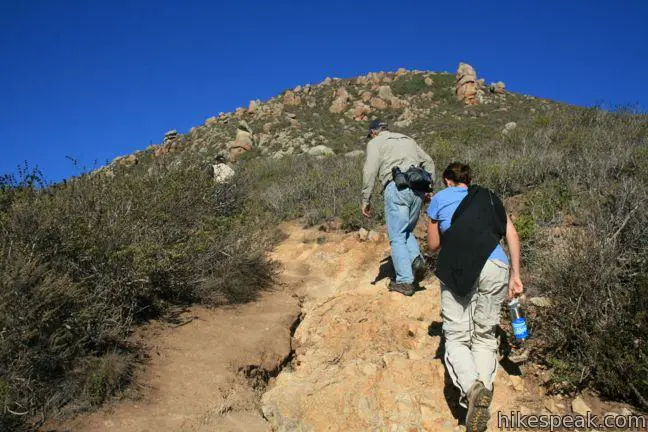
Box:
[390,97,405,109]
[329,98,348,114]
[283,91,301,106]
[502,122,517,134]
[307,145,335,157]
[329,88,350,114]
[455,62,479,105]
[394,108,415,128]
[377,85,394,100]
[116,154,138,167]
[357,228,369,241]
[490,81,506,94]
[335,87,350,99]
[213,163,235,183]
[228,121,255,160]
[352,101,371,121]
[571,396,591,416]
[360,91,373,102]
[370,97,389,110]
[155,131,181,157]
[163,130,178,143]
[424,77,434,86]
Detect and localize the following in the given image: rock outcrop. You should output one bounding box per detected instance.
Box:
[153,130,181,158]
[213,163,235,183]
[370,97,389,110]
[283,90,301,106]
[227,121,254,160]
[456,62,479,105]
[103,68,528,175]
[490,81,506,94]
[329,88,350,114]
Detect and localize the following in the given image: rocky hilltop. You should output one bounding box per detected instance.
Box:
[106,64,556,174]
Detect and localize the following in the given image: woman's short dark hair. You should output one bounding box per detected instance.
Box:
[442,162,472,185]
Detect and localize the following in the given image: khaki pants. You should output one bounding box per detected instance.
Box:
[441,259,509,407]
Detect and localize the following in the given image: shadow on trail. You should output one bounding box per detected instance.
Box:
[371,256,394,285]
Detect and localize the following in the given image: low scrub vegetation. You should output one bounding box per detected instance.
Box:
[0,161,278,429]
[1,101,647,429]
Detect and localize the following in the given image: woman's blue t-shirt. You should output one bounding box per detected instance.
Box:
[427,186,509,264]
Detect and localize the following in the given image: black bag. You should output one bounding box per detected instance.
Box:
[405,164,433,192]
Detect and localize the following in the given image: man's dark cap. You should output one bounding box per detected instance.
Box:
[367,119,387,137]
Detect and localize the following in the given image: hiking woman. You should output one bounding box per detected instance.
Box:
[426,162,523,432]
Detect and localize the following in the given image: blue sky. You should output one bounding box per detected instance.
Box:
[1,0,647,182]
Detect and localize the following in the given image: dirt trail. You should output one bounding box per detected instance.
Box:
[55,290,300,431]
[260,224,530,431]
[54,222,626,431]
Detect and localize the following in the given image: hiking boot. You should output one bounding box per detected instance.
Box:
[465,380,493,432]
[388,281,414,296]
[412,256,428,283]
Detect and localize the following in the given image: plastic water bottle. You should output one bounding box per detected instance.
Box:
[508,298,528,342]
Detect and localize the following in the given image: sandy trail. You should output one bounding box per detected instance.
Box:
[54,290,300,432]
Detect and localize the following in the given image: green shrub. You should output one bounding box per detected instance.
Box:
[391,75,429,96]
[340,203,364,231]
[513,214,537,242]
[81,353,132,406]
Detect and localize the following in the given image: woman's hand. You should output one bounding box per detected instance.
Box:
[508,272,524,300]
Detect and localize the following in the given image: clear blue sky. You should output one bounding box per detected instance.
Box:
[1,0,647,182]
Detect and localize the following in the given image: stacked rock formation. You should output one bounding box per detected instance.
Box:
[456,62,479,105]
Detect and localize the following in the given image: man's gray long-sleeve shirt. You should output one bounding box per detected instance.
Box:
[362,131,435,206]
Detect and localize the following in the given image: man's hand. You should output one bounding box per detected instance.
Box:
[361,203,371,218]
[508,272,524,300]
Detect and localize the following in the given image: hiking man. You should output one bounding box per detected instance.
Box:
[426,162,523,432]
[361,119,435,296]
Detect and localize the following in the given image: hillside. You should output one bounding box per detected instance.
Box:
[1,65,647,430]
[106,67,557,174]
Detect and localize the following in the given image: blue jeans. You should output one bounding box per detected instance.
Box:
[384,182,424,284]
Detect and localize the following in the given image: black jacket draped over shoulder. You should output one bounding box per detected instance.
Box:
[434,185,507,297]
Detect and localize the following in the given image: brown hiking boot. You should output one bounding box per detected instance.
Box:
[465,380,493,432]
[388,281,414,296]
